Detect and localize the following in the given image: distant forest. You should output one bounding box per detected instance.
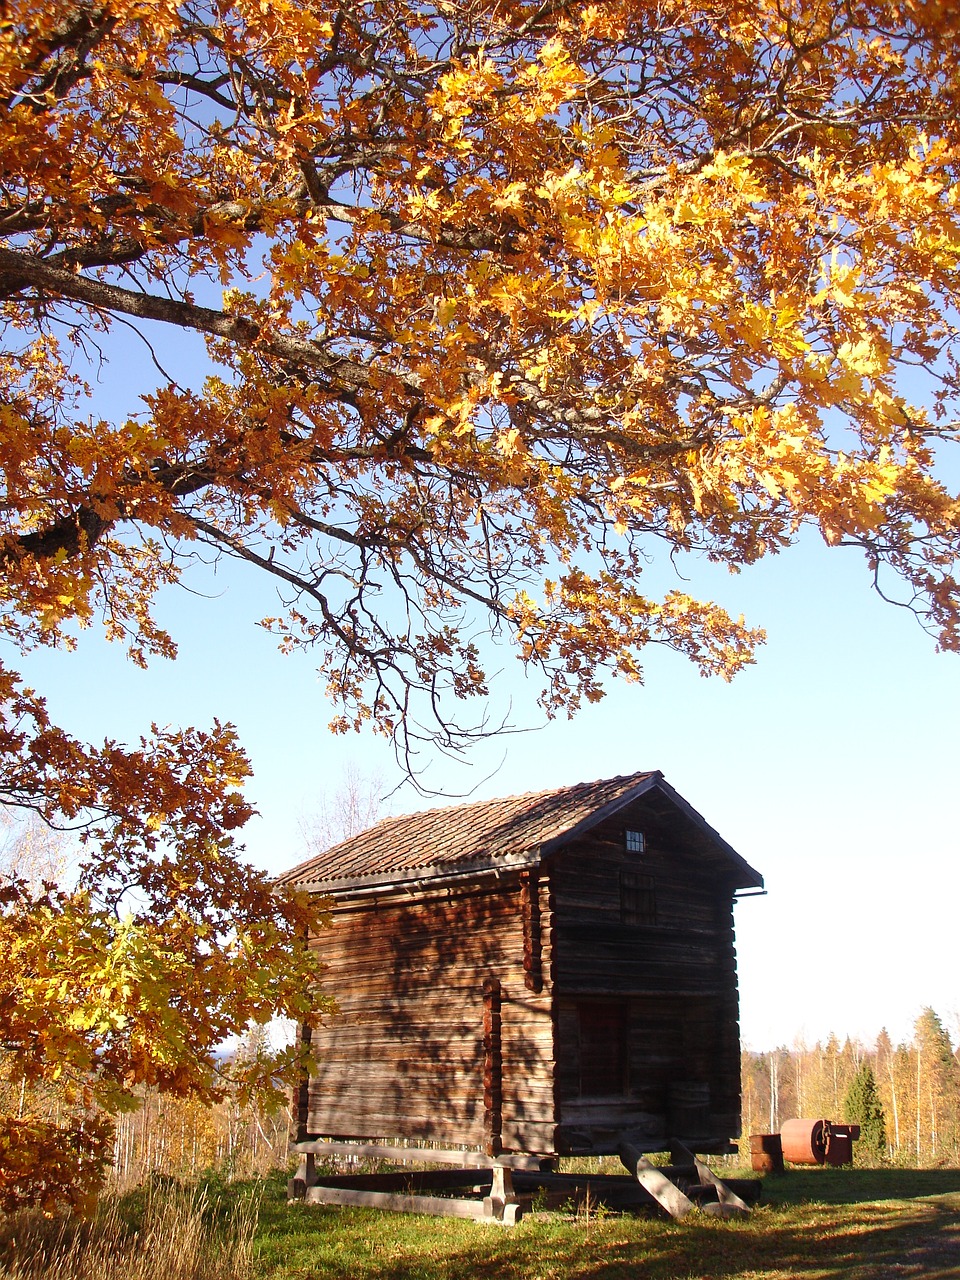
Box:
[741,1007,960,1165]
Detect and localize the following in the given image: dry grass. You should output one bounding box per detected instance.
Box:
[0,1185,258,1280]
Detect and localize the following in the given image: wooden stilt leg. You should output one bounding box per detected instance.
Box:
[618,1142,695,1219]
[670,1141,751,1219]
[484,1162,521,1224]
[288,1151,317,1202]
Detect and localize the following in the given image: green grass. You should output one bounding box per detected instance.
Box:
[5,1168,960,1280]
[251,1166,960,1280]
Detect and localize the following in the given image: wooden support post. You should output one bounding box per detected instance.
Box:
[287,1150,317,1202]
[670,1141,751,1219]
[483,1162,521,1225]
[749,1133,784,1174]
[618,1142,695,1220]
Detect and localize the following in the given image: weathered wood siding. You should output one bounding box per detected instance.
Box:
[304,872,556,1154]
[549,795,743,1152]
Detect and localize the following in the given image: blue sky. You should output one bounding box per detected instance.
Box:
[16,500,960,1053]
[11,292,959,1055]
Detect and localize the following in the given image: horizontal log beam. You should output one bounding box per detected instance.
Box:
[293,1141,545,1169]
[304,1186,492,1219]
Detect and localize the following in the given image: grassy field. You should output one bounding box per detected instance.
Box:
[5,1167,960,1280]
[253,1167,960,1280]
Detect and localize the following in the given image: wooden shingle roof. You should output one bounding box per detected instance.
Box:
[278,770,763,893]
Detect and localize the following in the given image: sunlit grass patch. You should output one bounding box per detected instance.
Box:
[251,1168,960,1280]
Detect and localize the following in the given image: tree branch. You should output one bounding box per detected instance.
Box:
[0,246,420,396]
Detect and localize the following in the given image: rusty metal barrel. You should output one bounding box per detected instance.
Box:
[781,1118,829,1165]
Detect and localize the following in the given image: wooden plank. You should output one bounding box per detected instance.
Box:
[555,934,726,967]
[497,1087,557,1110]
[308,1064,555,1092]
[304,1186,493,1220]
[310,965,526,991]
[304,1170,491,1192]
[499,1120,557,1152]
[335,899,523,925]
[321,996,553,1020]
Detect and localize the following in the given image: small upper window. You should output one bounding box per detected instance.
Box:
[625,829,645,853]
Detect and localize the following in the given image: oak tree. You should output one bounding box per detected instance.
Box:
[3,0,960,1200]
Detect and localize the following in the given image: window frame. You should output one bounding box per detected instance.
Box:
[625,828,645,854]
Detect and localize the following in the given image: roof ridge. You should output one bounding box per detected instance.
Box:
[278,770,655,886]
[379,769,653,824]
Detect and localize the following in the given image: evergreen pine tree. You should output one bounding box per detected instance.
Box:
[844,1062,888,1164]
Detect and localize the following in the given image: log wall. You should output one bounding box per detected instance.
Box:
[549,795,744,1152]
[303,872,556,1154]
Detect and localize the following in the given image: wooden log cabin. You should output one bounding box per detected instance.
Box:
[277,770,763,1159]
